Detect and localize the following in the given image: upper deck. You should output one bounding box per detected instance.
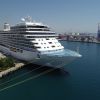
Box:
[11,16,51,32]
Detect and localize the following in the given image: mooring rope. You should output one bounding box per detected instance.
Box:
[0,58,55,86]
[0,69,54,92]
[0,62,67,92]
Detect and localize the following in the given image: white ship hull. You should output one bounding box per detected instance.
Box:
[0,45,81,68]
[0,45,38,61]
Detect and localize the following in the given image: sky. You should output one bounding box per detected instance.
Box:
[0,0,100,33]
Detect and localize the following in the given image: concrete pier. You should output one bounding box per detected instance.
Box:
[0,52,25,78]
[0,63,24,78]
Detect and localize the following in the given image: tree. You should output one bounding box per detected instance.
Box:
[0,57,15,68]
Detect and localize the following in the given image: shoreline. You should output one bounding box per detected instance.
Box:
[59,39,100,44]
[0,52,25,78]
[0,63,24,78]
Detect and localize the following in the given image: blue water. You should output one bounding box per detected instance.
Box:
[0,41,100,100]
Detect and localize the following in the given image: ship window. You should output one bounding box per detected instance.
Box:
[33,43,38,44]
[27,25,48,28]
[49,42,52,44]
[52,46,55,48]
[26,29,50,31]
[46,38,49,40]
[35,47,41,48]
[27,36,34,38]
[17,26,27,28]
[20,50,23,53]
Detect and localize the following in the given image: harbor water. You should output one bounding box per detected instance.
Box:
[0,41,100,100]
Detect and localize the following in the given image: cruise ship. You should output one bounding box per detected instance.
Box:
[0,16,82,67]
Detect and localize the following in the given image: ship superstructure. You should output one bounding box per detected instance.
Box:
[0,17,81,67]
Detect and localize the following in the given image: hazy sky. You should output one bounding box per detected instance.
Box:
[0,0,100,33]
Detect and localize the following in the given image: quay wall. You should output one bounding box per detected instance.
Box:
[0,52,25,78]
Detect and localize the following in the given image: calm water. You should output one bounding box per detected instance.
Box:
[0,41,100,100]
